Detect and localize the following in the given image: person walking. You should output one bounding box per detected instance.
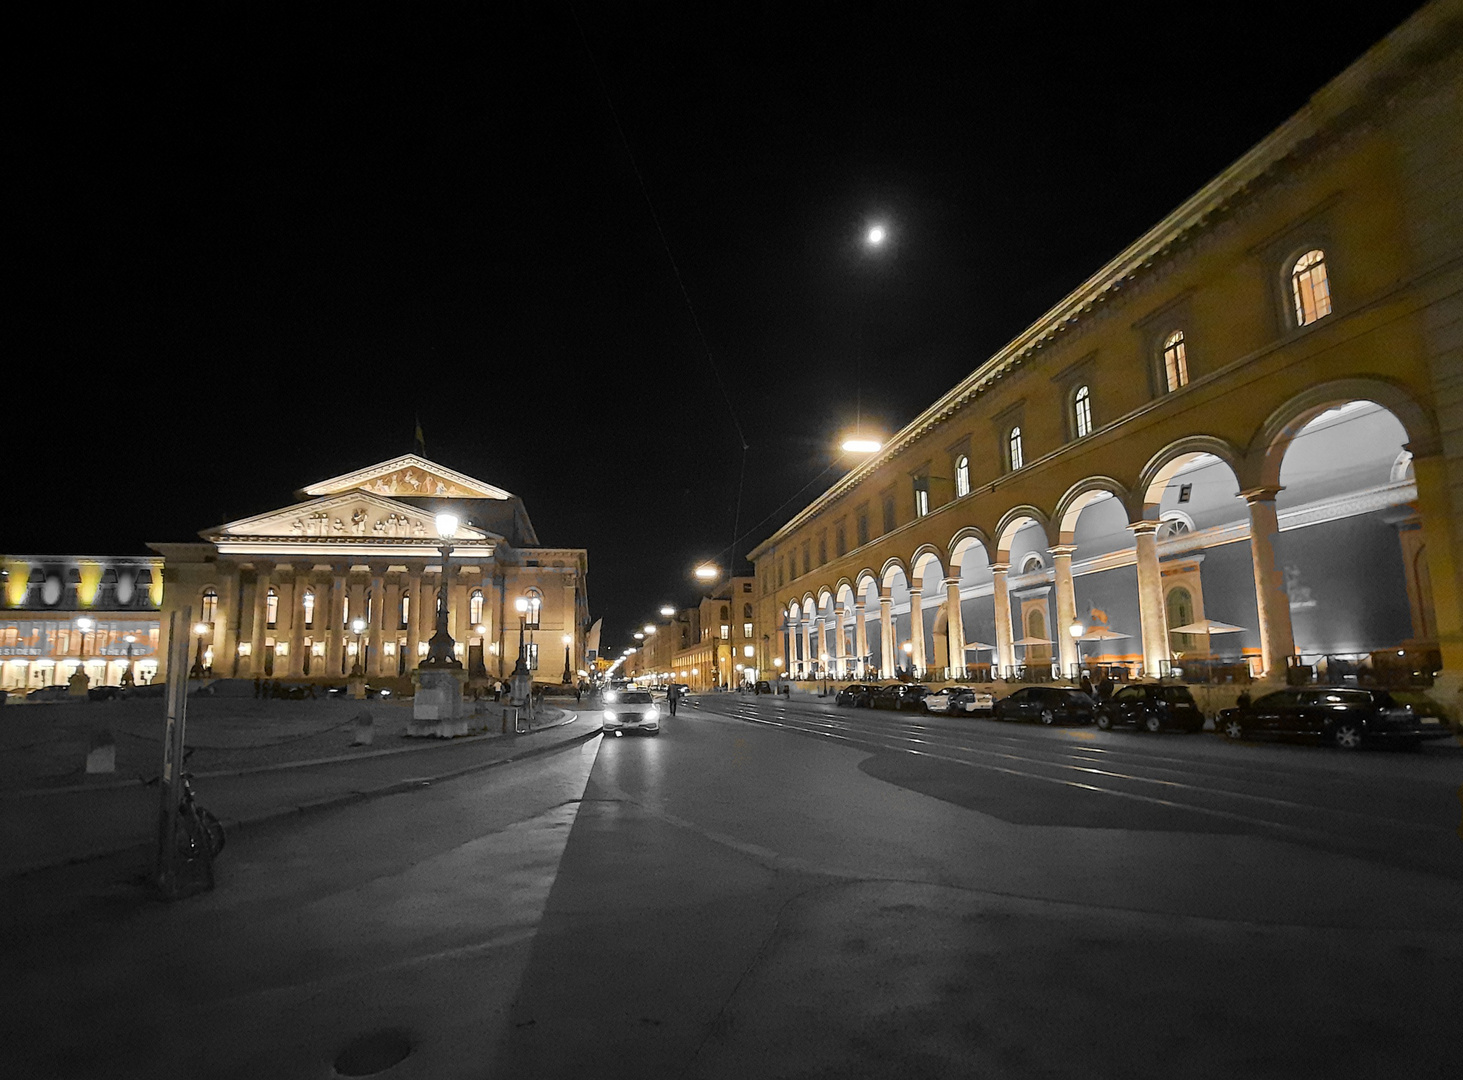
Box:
[1096,673,1114,701]
[667,682,680,716]
[1080,674,1095,701]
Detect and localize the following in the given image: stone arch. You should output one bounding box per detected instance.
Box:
[994,506,1051,562]
[1246,378,1438,491]
[948,528,991,575]
[879,558,909,590]
[1053,476,1132,544]
[908,545,946,590]
[1136,436,1244,517]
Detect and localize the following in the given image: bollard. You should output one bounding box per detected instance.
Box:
[86,728,116,774]
[351,710,374,746]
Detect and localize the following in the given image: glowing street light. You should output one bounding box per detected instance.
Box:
[866,223,887,248]
[643,625,656,635]
[659,606,675,617]
[694,564,719,582]
[841,437,882,453]
[351,617,367,676]
[189,621,208,679]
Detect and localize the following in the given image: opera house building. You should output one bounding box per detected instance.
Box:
[1,456,589,692]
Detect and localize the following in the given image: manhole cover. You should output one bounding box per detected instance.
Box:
[334,1028,413,1076]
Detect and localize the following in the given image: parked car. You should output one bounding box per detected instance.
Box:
[24,685,74,703]
[1216,687,1446,749]
[87,685,123,702]
[870,684,931,712]
[753,680,773,694]
[326,683,392,699]
[1096,683,1205,732]
[835,683,877,707]
[992,686,1096,725]
[603,689,660,736]
[921,687,995,715]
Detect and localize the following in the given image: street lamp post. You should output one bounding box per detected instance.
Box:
[421,513,461,669]
[190,622,208,678]
[350,617,367,676]
[1069,618,1085,681]
[561,634,573,684]
[71,616,94,695]
[902,641,913,681]
[408,512,471,737]
[122,634,137,688]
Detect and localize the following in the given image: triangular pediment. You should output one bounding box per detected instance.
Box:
[302,455,513,501]
[206,492,497,543]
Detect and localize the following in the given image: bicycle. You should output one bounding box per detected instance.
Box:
[147,746,225,892]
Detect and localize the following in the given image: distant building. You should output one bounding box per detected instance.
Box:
[2,454,589,689]
[630,576,762,691]
[747,2,1463,708]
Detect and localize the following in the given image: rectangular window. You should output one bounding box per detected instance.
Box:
[743,622,753,639]
[882,497,896,534]
[801,542,811,576]
[720,624,730,639]
[857,514,869,546]
[525,643,539,670]
[818,536,827,565]
[913,477,930,518]
[835,524,846,557]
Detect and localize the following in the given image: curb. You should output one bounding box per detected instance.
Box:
[3,722,603,880]
[2,705,587,800]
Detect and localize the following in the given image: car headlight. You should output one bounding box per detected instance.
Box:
[647,706,659,719]
[604,709,617,721]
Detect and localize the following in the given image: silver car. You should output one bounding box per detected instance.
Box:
[603,689,661,736]
[921,687,994,714]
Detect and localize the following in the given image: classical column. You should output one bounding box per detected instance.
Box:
[879,591,895,678]
[405,571,422,673]
[1051,545,1079,678]
[288,567,308,677]
[364,570,385,677]
[992,563,1014,674]
[1242,489,1296,677]
[215,567,239,677]
[325,573,345,677]
[801,617,814,678]
[419,565,438,669]
[249,569,271,678]
[944,577,966,678]
[1411,454,1463,708]
[834,604,849,674]
[854,598,869,678]
[908,587,926,676]
[1131,522,1170,677]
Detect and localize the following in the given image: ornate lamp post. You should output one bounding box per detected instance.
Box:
[350,618,367,676]
[420,513,462,668]
[902,640,913,680]
[122,634,137,688]
[190,622,209,678]
[561,634,573,684]
[1069,618,1085,680]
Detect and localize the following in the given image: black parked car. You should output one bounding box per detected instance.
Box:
[1097,683,1205,733]
[992,686,1096,725]
[1216,687,1446,749]
[870,684,930,712]
[835,683,877,707]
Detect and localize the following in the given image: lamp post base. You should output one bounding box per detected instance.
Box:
[409,666,469,737]
[68,670,91,697]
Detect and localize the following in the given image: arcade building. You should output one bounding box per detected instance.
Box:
[2,455,590,691]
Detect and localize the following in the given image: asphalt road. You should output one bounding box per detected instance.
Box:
[5,694,1460,1079]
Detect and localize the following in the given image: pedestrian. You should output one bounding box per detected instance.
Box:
[667,683,679,716]
[1236,689,1252,710]
[1096,673,1114,701]
[574,682,583,703]
[1080,674,1095,700]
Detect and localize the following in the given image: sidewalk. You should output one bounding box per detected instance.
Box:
[0,701,600,879]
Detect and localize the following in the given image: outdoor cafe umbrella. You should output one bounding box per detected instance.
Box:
[1076,626,1131,642]
[1168,618,1248,635]
[963,641,995,651]
[1011,636,1053,650]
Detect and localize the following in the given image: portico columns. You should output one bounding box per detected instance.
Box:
[908,586,926,676]
[1131,522,1170,676]
[879,591,895,677]
[802,617,814,678]
[834,604,849,674]
[288,567,308,677]
[992,564,1014,674]
[1411,454,1463,711]
[405,572,422,673]
[944,577,965,678]
[1051,545,1079,678]
[325,574,345,677]
[367,571,387,677]
[854,598,869,678]
[249,569,271,678]
[1241,489,1296,677]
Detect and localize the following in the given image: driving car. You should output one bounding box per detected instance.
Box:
[991,686,1096,725]
[835,683,877,707]
[1216,687,1445,749]
[921,687,994,715]
[870,684,931,712]
[602,689,660,736]
[1096,683,1205,732]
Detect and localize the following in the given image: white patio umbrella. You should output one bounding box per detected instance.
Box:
[1011,636,1053,648]
[963,641,995,651]
[1077,626,1131,641]
[1168,618,1248,635]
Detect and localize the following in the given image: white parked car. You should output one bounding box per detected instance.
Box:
[921,687,994,715]
[603,689,661,736]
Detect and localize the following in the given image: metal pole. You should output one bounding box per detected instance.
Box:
[155,608,192,896]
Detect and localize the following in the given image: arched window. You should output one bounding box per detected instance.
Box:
[266,587,278,629]
[399,591,410,629]
[1008,427,1023,471]
[1158,512,1194,540]
[1167,586,1197,651]
[1291,249,1332,325]
[302,588,315,629]
[720,605,730,621]
[1021,553,1045,574]
[1073,385,1092,438]
[469,589,484,625]
[524,589,542,628]
[955,455,970,498]
[1163,331,1188,392]
[200,588,218,625]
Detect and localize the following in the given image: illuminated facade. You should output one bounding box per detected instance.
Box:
[748,3,1463,712]
[630,577,762,691]
[3,455,590,689]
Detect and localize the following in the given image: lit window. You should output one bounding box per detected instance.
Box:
[303,589,315,629]
[1008,427,1023,471]
[721,624,730,639]
[469,589,484,625]
[914,486,929,518]
[1291,249,1332,325]
[1163,331,1188,392]
[1073,385,1092,437]
[955,455,970,498]
[399,591,409,629]
[266,588,278,629]
[525,590,542,628]
[744,622,754,639]
[525,643,539,670]
[200,588,218,625]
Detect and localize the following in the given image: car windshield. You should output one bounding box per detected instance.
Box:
[619,692,653,704]
[1158,687,1196,703]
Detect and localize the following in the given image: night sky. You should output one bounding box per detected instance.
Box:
[10,1,1426,653]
